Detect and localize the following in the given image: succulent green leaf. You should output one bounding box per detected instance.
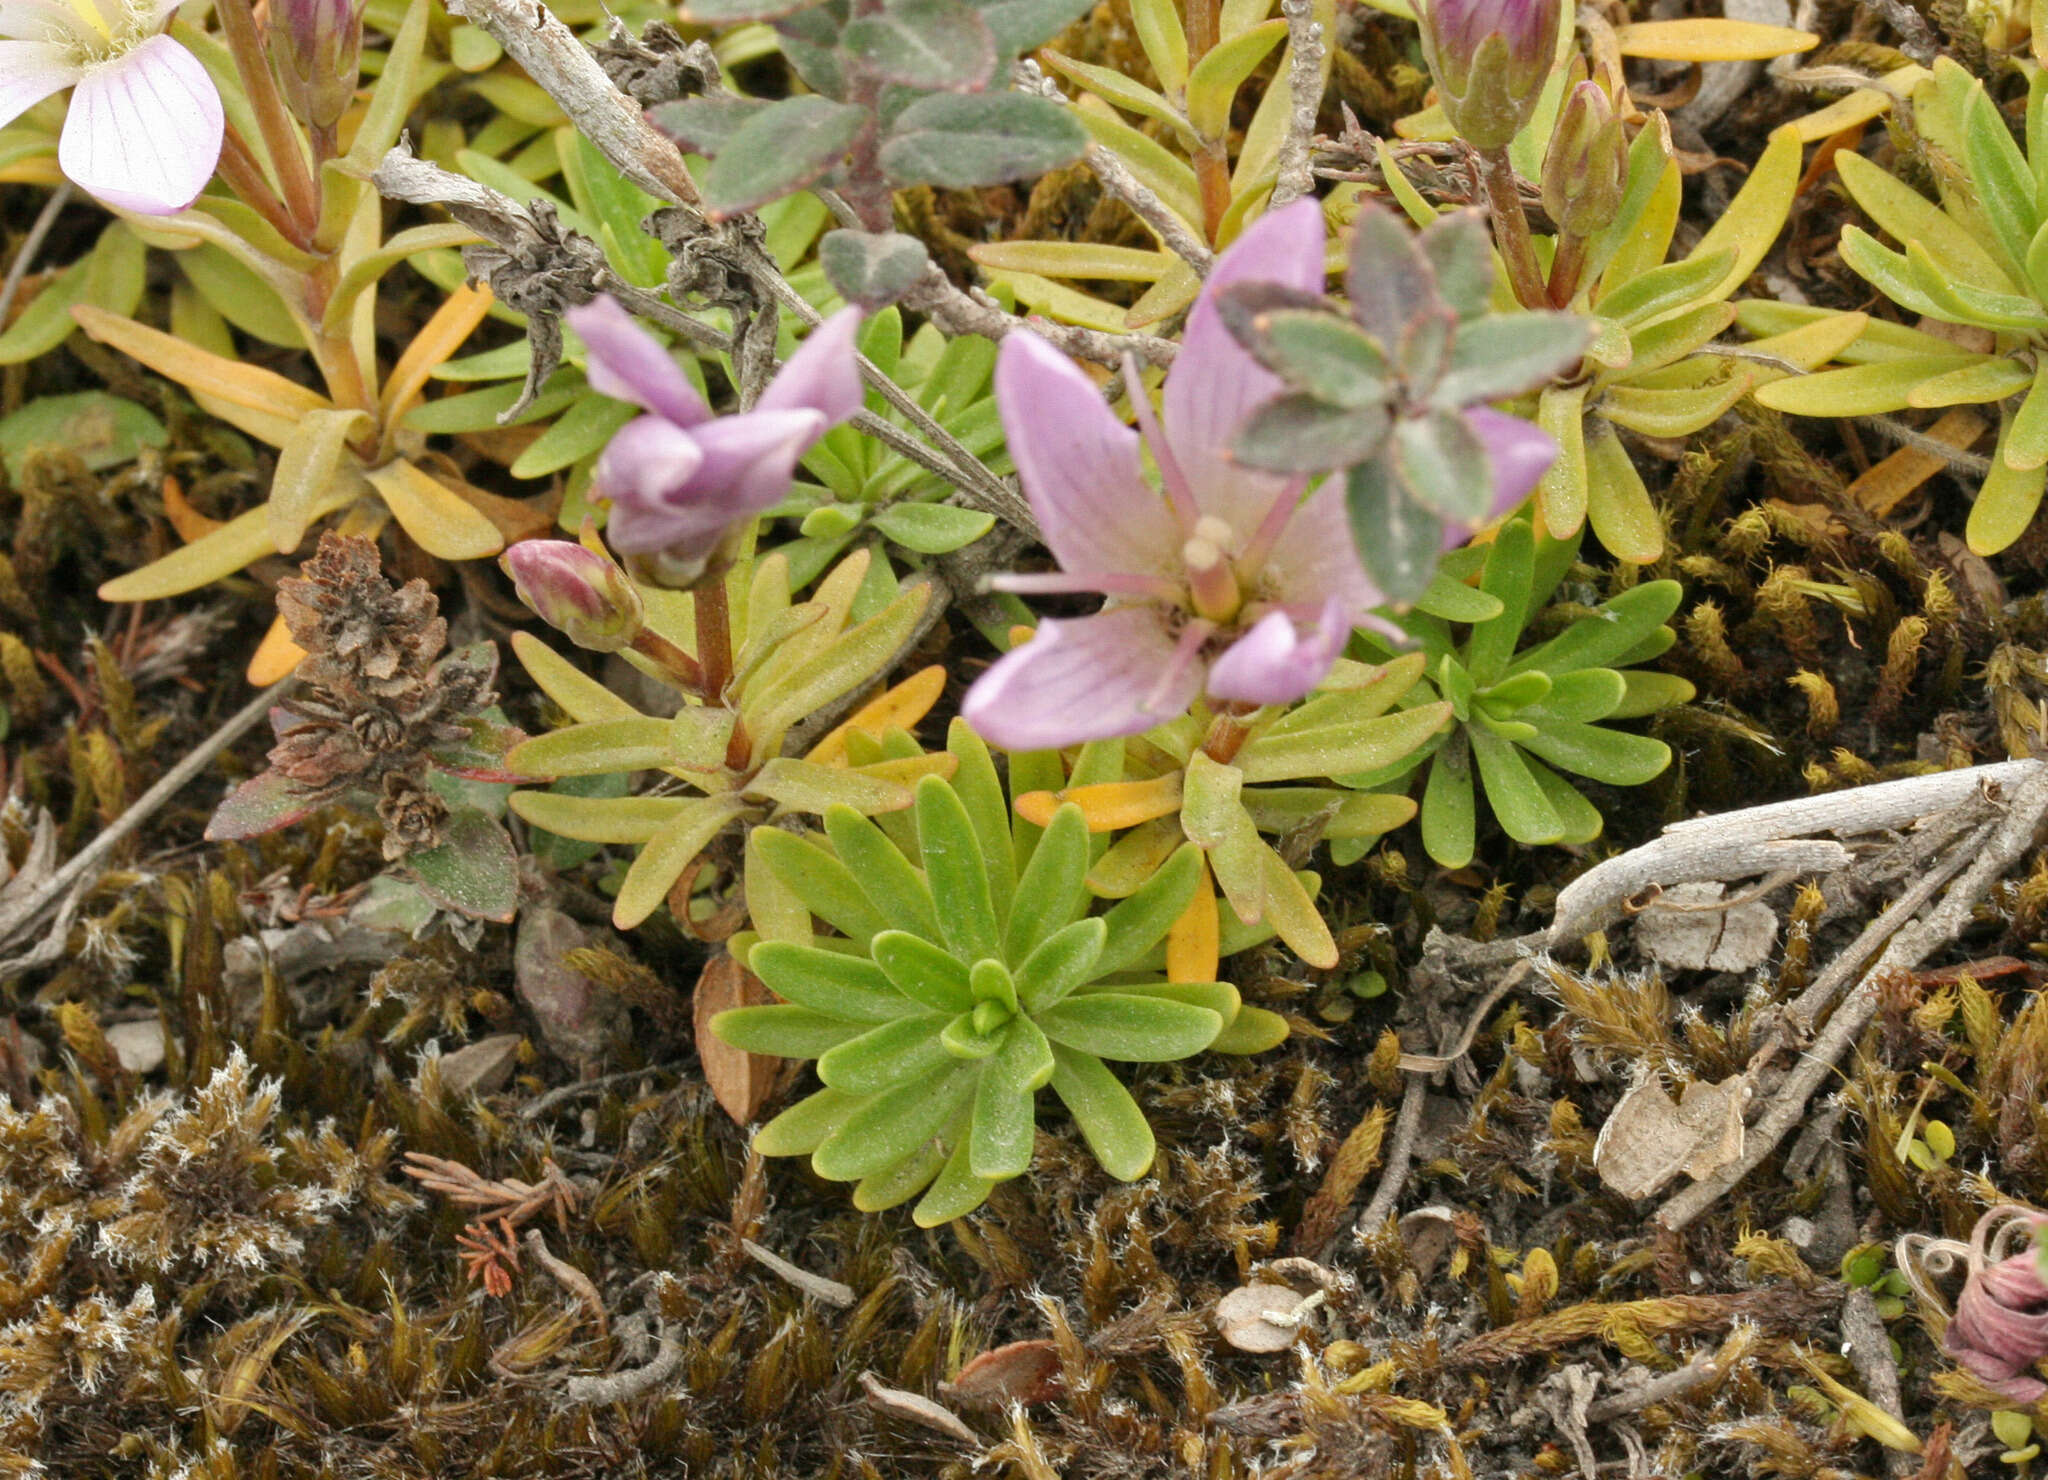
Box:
[970,1017,1055,1179]
[1518,667,1626,724]
[746,758,915,815]
[915,775,1002,963]
[911,1130,996,1226]
[1420,731,1478,868]
[870,929,976,1014]
[747,941,918,1022]
[1594,250,1733,328]
[1836,227,1949,321]
[1519,721,1671,785]
[1185,18,1285,141]
[1968,431,2048,554]
[1609,670,1695,718]
[1049,1046,1154,1180]
[1393,409,1494,525]
[853,1139,950,1212]
[1345,455,1449,605]
[1013,917,1108,1014]
[712,1004,870,1059]
[1522,751,1605,843]
[1904,242,2048,332]
[1210,1004,1291,1054]
[1509,580,1682,677]
[1465,516,1536,685]
[812,1068,973,1181]
[824,804,944,943]
[818,1015,954,1094]
[614,794,753,929]
[752,827,891,942]
[940,1013,1006,1059]
[1963,82,2041,275]
[1090,979,1240,1022]
[510,717,690,778]
[1004,803,1091,962]
[754,1087,862,1155]
[1035,993,1222,1061]
[1835,150,2015,293]
[1753,352,1987,418]
[508,790,691,844]
[869,501,996,553]
[1470,727,1568,845]
[2004,359,2048,472]
[944,719,1018,924]
[1233,704,1451,784]
[1091,844,1205,977]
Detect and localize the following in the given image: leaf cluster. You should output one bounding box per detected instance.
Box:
[715,720,1288,1224]
[1349,516,1693,867]
[506,546,938,929]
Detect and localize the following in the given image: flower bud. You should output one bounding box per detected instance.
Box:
[266,0,364,131]
[1416,0,1561,150]
[502,540,645,653]
[1541,83,1627,239]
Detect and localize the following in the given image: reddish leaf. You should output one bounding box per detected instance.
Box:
[943,1340,1063,1407]
[205,769,322,841]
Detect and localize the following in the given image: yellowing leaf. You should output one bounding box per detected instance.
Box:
[1018,772,1186,832]
[98,504,282,602]
[363,458,505,560]
[1166,862,1219,983]
[1688,126,1801,303]
[1612,19,1817,59]
[73,304,330,420]
[268,409,372,552]
[511,630,644,723]
[1843,406,1987,516]
[968,241,1176,282]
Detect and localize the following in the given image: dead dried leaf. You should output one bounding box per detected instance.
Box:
[858,1371,978,1443]
[1594,1074,1749,1200]
[943,1339,1063,1407]
[435,1032,523,1098]
[695,951,783,1124]
[740,1237,854,1307]
[1397,1206,1461,1280]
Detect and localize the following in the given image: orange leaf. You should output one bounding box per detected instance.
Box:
[1020,773,1185,833]
[1843,406,1990,517]
[806,664,948,765]
[159,474,221,541]
[246,612,306,685]
[1166,861,1219,984]
[380,282,494,424]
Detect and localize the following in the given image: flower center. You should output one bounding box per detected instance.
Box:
[1182,515,1243,624]
[33,0,156,67]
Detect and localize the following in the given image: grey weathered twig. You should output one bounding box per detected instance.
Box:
[0,678,291,980]
[1270,0,1326,209]
[0,183,73,331]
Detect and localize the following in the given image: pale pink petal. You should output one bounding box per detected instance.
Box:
[758,307,864,424]
[0,40,75,129]
[568,295,712,429]
[595,415,708,554]
[1162,198,1328,530]
[683,407,825,516]
[1258,479,1380,615]
[1466,406,1556,521]
[60,35,222,214]
[994,330,1178,580]
[1206,597,1350,705]
[961,607,1198,751]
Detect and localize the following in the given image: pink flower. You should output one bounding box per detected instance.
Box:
[0,0,225,214]
[568,295,864,583]
[502,538,644,653]
[961,199,1380,752]
[1944,1208,2048,1402]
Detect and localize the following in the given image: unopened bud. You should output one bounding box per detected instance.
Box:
[1541,83,1627,239]
[267,0,364,131]
[1416,0,1561,150]
[502,539,645,653]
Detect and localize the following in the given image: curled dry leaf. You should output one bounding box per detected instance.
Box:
[434,1032,524,1098]
[1594,1073,1749,1200]
[1215,1283,1321,1353]
[513,906,628,1062]
[1397,1205,1462,1281]
[695,951,785,1124]
[942,1339,1063,1408]
[858,1371,978,1444]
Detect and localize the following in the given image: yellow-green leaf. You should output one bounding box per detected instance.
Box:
[967,241,1176,281]
[1612,18,1817,59]
[1836,150,2015,294]
[1905,355,2035,409]
[1186,20,1286,143]
[98,504,279,601]
[1687,126,1800,303]
[1537,382,1590,538]
[1753,356,1988,417]
[1968,425,2048,554]
[614,794,752,928]
[269,409,373,551]
[1585,423,1663,564]
[510,631,644,722]
[72,303,331,420]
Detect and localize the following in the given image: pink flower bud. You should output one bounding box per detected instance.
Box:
[1945,1209,2048,1402]
[1416,0,1561,150]
[502,540,645,654]
[1541,82,1627,239]
[266,0,364,130]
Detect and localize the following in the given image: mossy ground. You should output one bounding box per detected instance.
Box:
[4,1,2048,1475]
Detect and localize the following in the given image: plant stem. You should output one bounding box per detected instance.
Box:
[629,628,706,695]
[694,579,734,701]
[1475,146,1547,310]
[1546,230,1588,307]
[213,0,321,238]
[216,126,309,249]
[1185,0,1229,241]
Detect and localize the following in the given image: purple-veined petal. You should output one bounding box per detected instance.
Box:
[1162,198,1327,529]
[568,295,712,429]
[685,406,827,519]
[59,35,221,214]
[1205,597,1350,705]
[961,606,1199,751]
[757,306,864,424]
[1466,405,1557,521]
[1256,477,1380,615]
[595,415,712,554]
[0,39,75,129]
[994,330,1177,580]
